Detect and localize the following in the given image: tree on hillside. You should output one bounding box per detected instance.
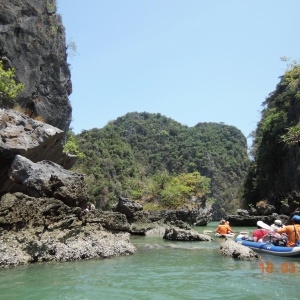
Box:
[0,60,24,108]
[243,61,300,209]
[72,112,249,215]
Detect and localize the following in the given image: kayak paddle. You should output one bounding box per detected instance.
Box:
[257,220,273,231]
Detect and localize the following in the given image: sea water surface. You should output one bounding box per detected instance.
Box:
[1,222,300,300]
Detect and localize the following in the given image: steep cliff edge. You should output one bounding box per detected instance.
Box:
[243,65,300,214]
[0,0,72,133]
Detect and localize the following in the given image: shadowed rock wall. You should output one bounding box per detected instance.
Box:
[0,0,72,133]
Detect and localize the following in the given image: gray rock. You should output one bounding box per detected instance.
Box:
[225,214,289,226]
[168,220,191,230]
[236,209,250,216]
[192,200,213,225]
[0,109,76,195]
[8,155,87,208]
[163,226,213,241]
[114,196,143,219]
[145,226,167,236]
[248,206,257,216]
[0,226,136,267]
[0,0,72,133]
[86,210,131,232]
[147,205,212,226]
[0,193,80,231]
[129,222,157,235]
[0,192,136,268]
[256,203,276,216]
[220,239,261,260]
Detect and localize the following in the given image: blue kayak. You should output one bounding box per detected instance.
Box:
[235,236,300,257]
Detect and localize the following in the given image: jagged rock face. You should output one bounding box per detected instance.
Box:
[0,0,72,132]
[0,193,136,268]
[225,214,289,226]
[0,109,76,195]
[0,192,130,233]
[220,239,261,260]
[148,206,212,226]
[114,196,143,219]
[9,155,88,208]
[163,226,213,241]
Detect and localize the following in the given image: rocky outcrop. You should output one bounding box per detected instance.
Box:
[193,201,213,225]
[114,196,212,228]
[0,1,139,269]
[0,228,135,268]
[0,0,72,133]
[0,193,132,233]
[0,109,76,196]
[113,196,212,235]
[114,196,143,220]
[163,226,213,241]
[220,239,261,260]
[9,155,87,208]
[225,213,289,226]
[0,192,136,268]
[147,207,211,226]
[225,207,289,226]
[85,210,131,232]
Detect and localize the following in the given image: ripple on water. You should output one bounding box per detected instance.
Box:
[1,230,300,299]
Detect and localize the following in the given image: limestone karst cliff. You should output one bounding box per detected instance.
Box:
[0,1,140,269]
[0,0,72,133]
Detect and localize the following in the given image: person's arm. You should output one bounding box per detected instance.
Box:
[276,228,286,234]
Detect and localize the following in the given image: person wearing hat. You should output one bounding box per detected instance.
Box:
[276,215,300,247]
[271,219,284,230]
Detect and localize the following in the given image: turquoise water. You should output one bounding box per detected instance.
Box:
[1,222,300,300]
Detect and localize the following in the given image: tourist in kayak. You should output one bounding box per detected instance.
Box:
[253,222,269,242]
[225,220,235,233]
[216,220,235,235]
[276,215,300,247]
[271,219,284,230]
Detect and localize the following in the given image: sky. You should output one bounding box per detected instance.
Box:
[56,0,300,147]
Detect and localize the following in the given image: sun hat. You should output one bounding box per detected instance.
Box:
[274,220,282,225]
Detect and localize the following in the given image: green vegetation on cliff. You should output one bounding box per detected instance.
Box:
[72,113,249,215]
[0,60,24,108]
[244,62,300,209]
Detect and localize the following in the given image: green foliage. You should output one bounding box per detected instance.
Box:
[0,61,24,108]
[129,171,211,209]
[72,127,139,209]
[281,123,300,145]
[46,0,57,13]
[72,113,249,213]
[244,61,300,208]
[160,172,211,208]
[64,130,85,159]
[260,108,287,134]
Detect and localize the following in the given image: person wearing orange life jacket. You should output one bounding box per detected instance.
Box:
[216,220,235,235]
[224,220,235,233]
[276,215,300,247]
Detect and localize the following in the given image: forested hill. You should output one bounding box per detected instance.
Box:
[243,64,300,213]
[73,112,249,217]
